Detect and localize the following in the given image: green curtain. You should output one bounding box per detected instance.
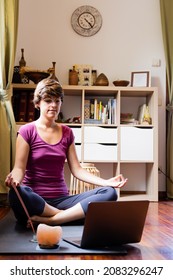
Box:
[160,0,173,198]
[0,0,19,193]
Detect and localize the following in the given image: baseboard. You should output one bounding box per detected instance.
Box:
[120,191,146,195]
[120,191,167,201]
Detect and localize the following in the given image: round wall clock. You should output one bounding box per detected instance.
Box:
[71,5,102,37]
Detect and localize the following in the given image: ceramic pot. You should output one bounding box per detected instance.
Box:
[69,66,78,85]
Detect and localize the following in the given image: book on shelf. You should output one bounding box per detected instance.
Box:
[111,98,116,124]
[137,104,147,124]
[84,99,90,119]
[26,92,36,122]
[84,119,102,124]
[12,90,20,122]
[90,99,95,119]
[12,90,37,122]
[107,98,117,125]
[18,91,28,122]
[94,98,98,119]
[84,98,116,124]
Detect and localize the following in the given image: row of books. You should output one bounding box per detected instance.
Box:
[84,98,116,124]
[12,90,39,122]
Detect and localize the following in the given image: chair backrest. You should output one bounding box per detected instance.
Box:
[69,163,100,195]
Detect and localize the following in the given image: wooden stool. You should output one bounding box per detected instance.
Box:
[69,163,100,195]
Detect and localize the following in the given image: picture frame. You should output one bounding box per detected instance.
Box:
[131,71,150,87]
[74,64,92,86]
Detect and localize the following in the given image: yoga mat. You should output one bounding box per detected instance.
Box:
[0,210,127,254]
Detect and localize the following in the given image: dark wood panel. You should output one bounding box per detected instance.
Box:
[0,201,173,260]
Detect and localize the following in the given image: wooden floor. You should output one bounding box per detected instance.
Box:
[0,200,173,260]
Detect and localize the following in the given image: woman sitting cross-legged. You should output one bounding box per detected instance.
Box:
[5,78,127,226]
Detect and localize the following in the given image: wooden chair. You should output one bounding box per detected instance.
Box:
[69,163,100,195]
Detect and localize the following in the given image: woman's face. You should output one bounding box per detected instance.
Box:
[38,96,62,120]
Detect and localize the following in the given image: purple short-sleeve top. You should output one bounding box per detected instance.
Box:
[18,122,74,198]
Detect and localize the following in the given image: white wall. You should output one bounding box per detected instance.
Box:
[15,0,166,191]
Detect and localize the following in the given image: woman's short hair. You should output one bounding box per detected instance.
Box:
[33,78,64,108]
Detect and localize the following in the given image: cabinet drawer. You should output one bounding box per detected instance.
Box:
[120,127,153,161]
[84,143,117,161]
[84,126,117,143]
[71,127,82,143]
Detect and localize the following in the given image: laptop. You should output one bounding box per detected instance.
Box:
[63,200,149,251]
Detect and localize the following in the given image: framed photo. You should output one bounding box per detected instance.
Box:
[131,71,150,87]
[74,64,92,86]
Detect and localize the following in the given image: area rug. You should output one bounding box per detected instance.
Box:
[0,210,126,254]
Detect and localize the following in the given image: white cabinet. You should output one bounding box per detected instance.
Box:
[120,127,153,161]
[84,143,117,161]
[12,84,158,201]
[83,126,117,161]
[71,127,82,143]
[84,126,117,143]
[71,127,82,161]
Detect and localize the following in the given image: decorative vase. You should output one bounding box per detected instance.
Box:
[19,48,29,84]
[19,48,26,68]
[69,66,78,85]
[49,61,59,81]
[95,73,109,86]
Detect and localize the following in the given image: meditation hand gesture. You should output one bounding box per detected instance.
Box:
[105,174,128,188]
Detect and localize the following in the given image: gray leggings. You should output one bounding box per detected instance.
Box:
[9,186,117,224]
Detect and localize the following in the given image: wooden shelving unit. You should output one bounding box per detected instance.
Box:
[12,84,158,201]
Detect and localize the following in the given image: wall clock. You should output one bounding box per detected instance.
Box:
[71,5,102,37]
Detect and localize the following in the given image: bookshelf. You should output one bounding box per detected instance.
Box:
[12,84,158,201]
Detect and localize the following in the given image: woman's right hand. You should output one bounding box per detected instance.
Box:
[5,173,20,188]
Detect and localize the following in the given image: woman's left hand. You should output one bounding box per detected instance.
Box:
[105,174,128,188]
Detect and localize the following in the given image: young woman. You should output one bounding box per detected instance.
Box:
[5,78,127,226]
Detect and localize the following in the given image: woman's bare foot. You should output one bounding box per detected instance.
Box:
[29,210,64,226]
[28,203,85,226]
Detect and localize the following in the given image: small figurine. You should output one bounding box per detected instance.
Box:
[72,116,81,123]
[143,106,152,125]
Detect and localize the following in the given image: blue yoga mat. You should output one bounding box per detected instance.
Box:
[0,210,126,254]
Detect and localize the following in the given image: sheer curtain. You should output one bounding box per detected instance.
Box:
[0,0,19,193]
[160,0,173,198]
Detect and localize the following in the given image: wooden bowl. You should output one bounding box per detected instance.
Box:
[24,71,50,84]
[113,80,130,87]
